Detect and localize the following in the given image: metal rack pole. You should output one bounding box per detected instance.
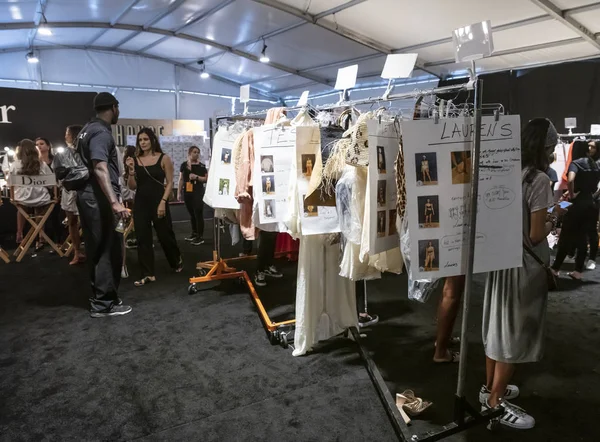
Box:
[455,61,483,412]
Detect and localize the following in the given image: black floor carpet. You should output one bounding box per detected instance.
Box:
[1,206,599,441]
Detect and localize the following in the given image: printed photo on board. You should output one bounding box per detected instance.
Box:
[377,145,387,174]
[261,155,274,173]
[264,200,275,219]
[389,209,397,236]
[451,150,471,184]
[377,211,386,238]
[377,180,387,208]
[262,175,275,195]
[221,148,232,164]
[419,239,439,272]
[415,152,438,185]
[417,195,440,228]
[301,154,316,178]
[303,194,318,217]
[218,178,230,196]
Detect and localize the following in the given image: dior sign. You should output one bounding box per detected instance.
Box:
[0,105,16,124]
[8,173,57,187]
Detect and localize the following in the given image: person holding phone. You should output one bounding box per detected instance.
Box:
[126,128,182,287]
[551,140,600,280]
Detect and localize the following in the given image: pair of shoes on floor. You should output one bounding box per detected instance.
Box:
[185,234,198,242]
[90,305,132,318]
[254,265,283,287]
[395,390,432,425]
[358,313,379,328]
[586,260,596,270]
[191,238,205,246]
[479,385,534,430]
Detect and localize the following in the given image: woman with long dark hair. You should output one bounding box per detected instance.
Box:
[480,118,557,430]
[126,128,182,286]
[551,140,600,279]
[61,125,86,265]
[177,145,208,245]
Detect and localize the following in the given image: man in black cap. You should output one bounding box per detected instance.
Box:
[77,92,132,317]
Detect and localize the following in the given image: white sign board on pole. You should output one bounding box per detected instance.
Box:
[297,90,310,107]
[253,124,295,224]
[334,65,358,90]
[367,119,400,253]
[240,85,250,103]
[381,54,418,79]
[452,20,494,63]
[402,115,522,279]
[591,124,600,135]
[204,127,241,209]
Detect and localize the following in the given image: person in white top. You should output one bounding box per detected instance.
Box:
[62,125,86,265]
[9,139,53,247]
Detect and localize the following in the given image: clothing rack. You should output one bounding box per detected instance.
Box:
[208,75,502,441]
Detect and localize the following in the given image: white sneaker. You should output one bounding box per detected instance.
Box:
[121,265,129,279]
[483,399,535,430]
[479,384,520,404]
[254,271,267,287]
[586,260,596,270]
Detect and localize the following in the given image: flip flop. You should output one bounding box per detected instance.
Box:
[134,276,156,287]
[433,350,460,364]
[568,272,583,281]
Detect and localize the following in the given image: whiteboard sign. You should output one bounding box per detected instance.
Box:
[8,174,56,187]
[203,127,240,209]
[381,54,418,79]
[565,117,576,129]
[335,65,358,90]
[591,124,600,135]
[367,119,400,253]
[240,85,250,103]
[452,20,494,62]
[402,115,522,278]
[297,90,310,107]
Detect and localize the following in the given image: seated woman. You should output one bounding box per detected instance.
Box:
[9,139,53,246]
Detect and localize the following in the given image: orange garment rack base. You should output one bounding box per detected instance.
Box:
[188,220,296,348]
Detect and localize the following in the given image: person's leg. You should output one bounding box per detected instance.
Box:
[257,230,277,272]
[486,356,496,390]
[77,189,119,312]
[134,201,155,278]
[552,209,579,271]
[16,210,24,243]
[433,275,464,361]
[573,205,595,275]
[489,361,516,407]
[194,199,205,239]
[183,193,197,239]
[587,206,599,263]
[67,212,84,264]
[153,204,182,270]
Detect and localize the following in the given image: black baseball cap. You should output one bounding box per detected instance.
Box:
[93,92,119,110]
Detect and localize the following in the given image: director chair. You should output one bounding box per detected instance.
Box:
[9,173,64,262]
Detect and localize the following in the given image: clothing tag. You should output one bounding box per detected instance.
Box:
[186,182,194,192]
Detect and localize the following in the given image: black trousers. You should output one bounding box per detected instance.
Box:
[553,202,598,273]
[77,187,123,312]
[257,230,277,271]
[356,280,366,315]
[183,192,204,238]
[134,196,181,277]
[242,238,253,255]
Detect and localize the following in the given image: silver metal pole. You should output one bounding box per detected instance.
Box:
[363,280,368,314]
[456,61,483,399]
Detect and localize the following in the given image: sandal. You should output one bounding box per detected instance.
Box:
[395,390,433,424]
[568,271,583,281]
[134,276,156,287]
[433,350,460,364]
[174,257,184,273]
[435,336,461,347]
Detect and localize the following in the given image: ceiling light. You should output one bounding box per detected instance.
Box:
[26,52,39,64]
[55,146,65,154]
[38,25,52,36]
[197,60,210,79]
[259,43,270,63]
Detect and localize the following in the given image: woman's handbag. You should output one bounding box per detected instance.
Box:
[523,242,558,291]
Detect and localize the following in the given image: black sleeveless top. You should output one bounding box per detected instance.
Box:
[134,153,165,203]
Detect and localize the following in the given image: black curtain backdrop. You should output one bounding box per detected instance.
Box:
[437,58,600,133]
[0,87,95,150]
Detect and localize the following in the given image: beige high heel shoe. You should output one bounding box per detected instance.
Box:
[395,390,433,424]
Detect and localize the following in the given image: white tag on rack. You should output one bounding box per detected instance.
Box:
[381,54,418,79]
[452,20,494,63]
[297,90,310,107]
[565,117,577,129]
[335,65,358,90]
[591,124,600,135]
[240,85,250,103]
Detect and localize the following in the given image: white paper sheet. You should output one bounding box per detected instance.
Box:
[205,127,241,209]
[367,119,400,254]
[402,115,522,279]
[253,124,295,224]
[296,126,341,235]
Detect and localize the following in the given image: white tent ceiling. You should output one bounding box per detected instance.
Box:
[1,0,600,103]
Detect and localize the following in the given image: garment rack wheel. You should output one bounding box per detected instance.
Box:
[280,332,289,349]
[188,283,199,295]
[197,268,207,277]
[269,330,280,346]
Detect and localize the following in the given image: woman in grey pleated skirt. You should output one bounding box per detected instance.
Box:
[480,118,558,431]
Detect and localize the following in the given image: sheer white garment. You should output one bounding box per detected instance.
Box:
[292,235,357,356]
